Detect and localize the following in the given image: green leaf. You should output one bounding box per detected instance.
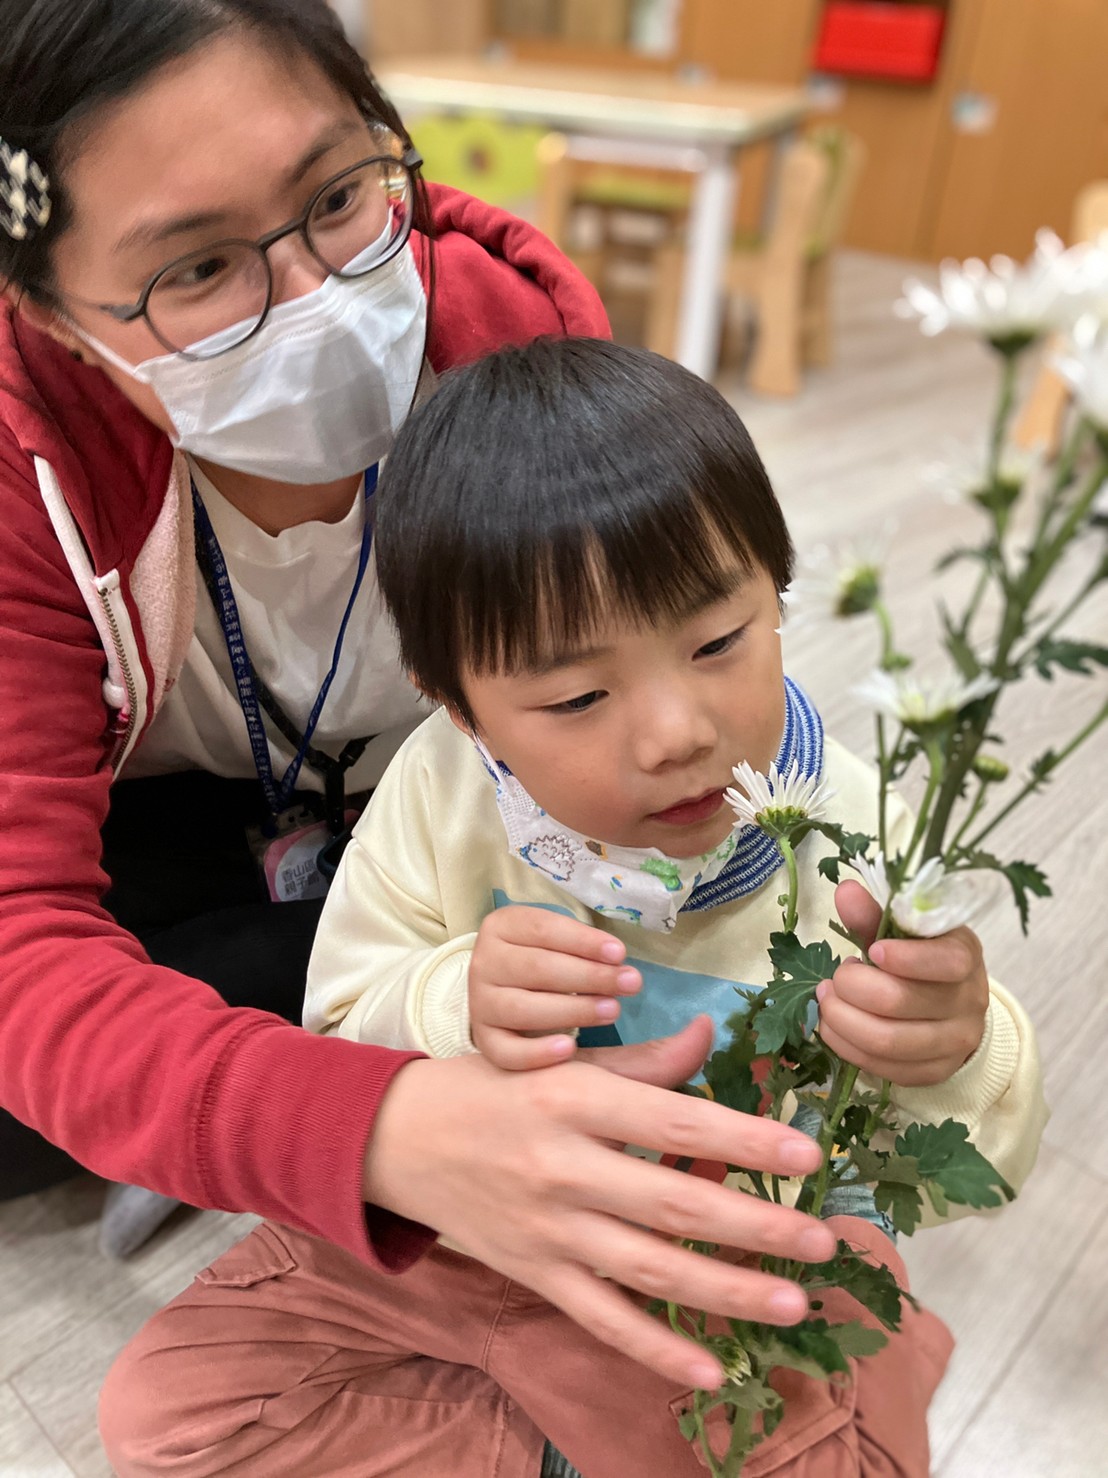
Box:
[936,542,992,574]
[850,1145,927,1236]
[825,1320,890,1358]
[875,1181,926,1237]
[960,852,1051,935]
[802,1240,913,1331]
[1000,859,1052,935]
[940,604,983,679]
[703,1026,763,1116]
[896,1120,1015,1210]
[1033,638,1108,682]
[819,855,841,884]
[753,933,838,1054]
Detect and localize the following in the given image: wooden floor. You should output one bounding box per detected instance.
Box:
[1,252,1105,1475]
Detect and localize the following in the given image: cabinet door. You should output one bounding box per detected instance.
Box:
[926,0,1108,259]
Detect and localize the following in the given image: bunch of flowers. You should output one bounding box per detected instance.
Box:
[670,234,1108,1474]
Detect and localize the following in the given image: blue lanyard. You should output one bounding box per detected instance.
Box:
[190,466,378,820]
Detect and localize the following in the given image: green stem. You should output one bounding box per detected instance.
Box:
[779,836,800,935]
[724,1396,756,1474]
[987,349,1020,482]
[694,1396,722,1478]
[876,716,890,856]
[1033,416,1092,549]
[863,1078,893,1141]
[964,697,1108,853]
[872,599,896,668]
[958,565,992,643]
[1010,565,1105,671]
[804,1059,860,1219]
[948,777,990,856]
[898,739,945,876]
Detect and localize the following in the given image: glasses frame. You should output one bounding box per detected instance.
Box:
[86,144,423,360]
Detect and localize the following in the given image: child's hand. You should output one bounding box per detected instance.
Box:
[816,881,989,1087]
[469,907,641,1070]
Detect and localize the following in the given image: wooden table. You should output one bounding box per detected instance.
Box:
[378,57,808,378]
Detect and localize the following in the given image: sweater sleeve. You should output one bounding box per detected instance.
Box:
[304,724,478,1059]
[0,442,430,1270]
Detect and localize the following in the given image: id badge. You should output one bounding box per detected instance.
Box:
[246,807,360,904]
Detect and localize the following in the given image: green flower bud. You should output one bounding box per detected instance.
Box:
[834,565,881,618]
[972,754,1010,783]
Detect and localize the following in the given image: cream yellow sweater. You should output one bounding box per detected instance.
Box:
[305,707,1048,1217]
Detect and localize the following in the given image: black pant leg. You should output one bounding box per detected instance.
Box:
[0,772,325,1200]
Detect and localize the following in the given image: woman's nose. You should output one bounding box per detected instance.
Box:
[267,236,330,305]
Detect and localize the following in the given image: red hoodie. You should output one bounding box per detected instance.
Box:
[0,186,608,1266]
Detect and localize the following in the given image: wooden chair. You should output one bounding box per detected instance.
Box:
[644,127,864,393]
[1014,180,1108,452]
[410,111,550,212]
[536,132,693,327]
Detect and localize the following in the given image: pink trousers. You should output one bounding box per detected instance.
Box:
[99,1216,952,1477]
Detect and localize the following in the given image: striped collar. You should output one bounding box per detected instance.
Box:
[681,677,824,912]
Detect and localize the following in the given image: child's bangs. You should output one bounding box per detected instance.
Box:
[455,495,758,679]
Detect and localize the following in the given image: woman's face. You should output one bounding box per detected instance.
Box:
[38,31,372,435]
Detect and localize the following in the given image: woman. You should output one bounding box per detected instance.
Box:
[0,0,835,1424]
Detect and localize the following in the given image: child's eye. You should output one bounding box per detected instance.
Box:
[548,690,605,714]
[695,626,745,659]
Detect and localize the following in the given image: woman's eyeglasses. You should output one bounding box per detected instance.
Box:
[80,136,421,360]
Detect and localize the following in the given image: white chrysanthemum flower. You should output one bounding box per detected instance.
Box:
[1053,331,1108,430]
[896,231,1094,346]
[921,440,1045,512]
[850,850,891,909]
[783,532,888,623]
[725,759,836,839]
[852,669,998,729]
[849,852,988,938]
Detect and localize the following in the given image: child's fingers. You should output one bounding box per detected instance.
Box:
[827,959,958,1020]
[868,929,980,984]
[475,1025,578,1071]
[479,985,622,1033]
[817,1015,955,1086]
[493,907,631,964]
[819,992,951,1061]
[491,942,641,998]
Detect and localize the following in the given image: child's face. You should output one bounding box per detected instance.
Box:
[456,562,786,858]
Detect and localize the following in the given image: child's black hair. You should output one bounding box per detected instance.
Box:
[375,337,794,727]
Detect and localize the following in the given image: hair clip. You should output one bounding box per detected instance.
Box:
[0,139,51,241]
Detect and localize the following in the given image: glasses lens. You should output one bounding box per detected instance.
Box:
[307,158,413,278]
[147,242,269,358]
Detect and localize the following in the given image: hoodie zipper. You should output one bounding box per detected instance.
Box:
[35,455,149,771]
[96,579,140,768]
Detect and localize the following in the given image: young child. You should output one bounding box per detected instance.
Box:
[303,338,1045,1476]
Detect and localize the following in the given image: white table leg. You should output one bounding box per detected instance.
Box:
[674,144,738,379]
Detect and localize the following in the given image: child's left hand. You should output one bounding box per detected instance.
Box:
[815,880,989,1088]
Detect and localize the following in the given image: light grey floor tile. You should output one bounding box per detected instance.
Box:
[0,1382,76,1477]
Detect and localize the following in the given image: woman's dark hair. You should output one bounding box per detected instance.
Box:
[0,0,429,300]
[376,337,795,727]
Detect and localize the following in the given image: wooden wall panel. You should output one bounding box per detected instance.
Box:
[926,0,1108,260]
[678,0,820,85]
[367,0,490,62]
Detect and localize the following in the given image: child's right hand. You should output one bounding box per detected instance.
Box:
[469,906,642,1070]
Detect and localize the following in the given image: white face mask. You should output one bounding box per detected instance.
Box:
[77,242,428,484]
[474,739,740,933]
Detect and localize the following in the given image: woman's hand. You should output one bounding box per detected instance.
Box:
[362,1015,837,1390]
